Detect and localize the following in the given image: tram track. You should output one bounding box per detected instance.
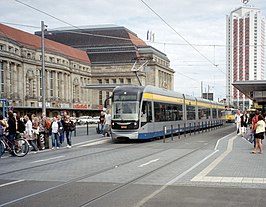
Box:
[0,129,228,207]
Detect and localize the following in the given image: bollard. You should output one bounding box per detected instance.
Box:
[163,126,166,143]
[189,123,191,136]
[178,124,180,139]
[184,123,186,137]
[198,122,200,134]
[87,121,89,135]
[74,122,77,137]
[171,125,173,141]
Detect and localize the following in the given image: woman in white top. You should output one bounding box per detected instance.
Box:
[24,115,39,152]
[252,114,265,154]
[51,116,60,149]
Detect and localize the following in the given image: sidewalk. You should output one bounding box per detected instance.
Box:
[192,132,266,187]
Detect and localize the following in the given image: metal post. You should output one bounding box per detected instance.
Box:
[194,122,196,135]
[184,123,186,137]
[178,124,180,139]
[163,126,166,143]
[41,21,46,116]
[171,125,173,141]
[189,123,191,136]
[87,122,89,135]
[74,122,76,137]
[198,122,200,134]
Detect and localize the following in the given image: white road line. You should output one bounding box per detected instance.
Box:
[138,159,160,168]
[0,180,24,188]
[72,138,108,147]
[192,135,237,181]
[78,139,109,147]
[31,156,65,163]
[135,134,232,207]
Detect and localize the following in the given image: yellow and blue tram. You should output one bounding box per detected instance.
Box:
[111,85,224,140]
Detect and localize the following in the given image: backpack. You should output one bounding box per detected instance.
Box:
[45,119,52,129]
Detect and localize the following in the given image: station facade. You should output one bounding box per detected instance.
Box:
[0,23,174,117]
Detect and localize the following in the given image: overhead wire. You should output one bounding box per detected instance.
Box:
[13,0,226,96]
[140,0,225,74]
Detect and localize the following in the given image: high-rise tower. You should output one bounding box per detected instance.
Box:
[226,6,265,109]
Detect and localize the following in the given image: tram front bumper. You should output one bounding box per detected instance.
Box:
[111,130,139,140]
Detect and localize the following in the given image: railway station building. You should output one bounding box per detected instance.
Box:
[0,23,174,117]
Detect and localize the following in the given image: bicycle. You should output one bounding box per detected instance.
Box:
[0,135,29,157]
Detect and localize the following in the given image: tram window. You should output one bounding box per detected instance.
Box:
[218,109,223,118]
[186,105,196,120]
[173,104,183,120]
[212,108,217,119]
[199,107,210,119]
[141,101,152,125]
[154,102,183,122]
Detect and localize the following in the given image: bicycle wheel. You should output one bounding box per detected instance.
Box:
[0,140,5,157]
[12,138,29,157]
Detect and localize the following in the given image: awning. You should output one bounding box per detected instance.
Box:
[232,80,266,101]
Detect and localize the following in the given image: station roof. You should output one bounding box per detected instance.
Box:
[0,23,91,64]
[232,80,266,99]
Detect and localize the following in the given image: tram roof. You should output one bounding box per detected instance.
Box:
[143,85,184,98]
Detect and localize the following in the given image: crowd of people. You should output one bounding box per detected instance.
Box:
[0,111,76,154]
[235,109,265,154]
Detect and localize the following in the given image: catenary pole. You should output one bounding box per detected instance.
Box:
[41,21,46,115]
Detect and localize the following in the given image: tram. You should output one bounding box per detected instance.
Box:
[110,85,224,140]
[221,108,237,123]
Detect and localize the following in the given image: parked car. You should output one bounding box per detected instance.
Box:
[78,116,93,125]
[91,116,100,124]
[70,117,79,124]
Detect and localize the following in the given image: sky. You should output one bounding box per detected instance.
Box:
[1,0,266,101]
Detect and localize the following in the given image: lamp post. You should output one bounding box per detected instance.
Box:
[41,21,46,116]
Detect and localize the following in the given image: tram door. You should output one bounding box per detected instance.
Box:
[141,101,153,136]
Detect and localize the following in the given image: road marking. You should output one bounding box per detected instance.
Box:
[192,134,266,184]
[31,156,65,163]
[72,138,108,147]
[191,135,237,181]
[78,139,109,147]
[135,133,232,207]
[0,180,24,188]
[138,159,160,168]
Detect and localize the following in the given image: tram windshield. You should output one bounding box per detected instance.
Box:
[112,101,139,120]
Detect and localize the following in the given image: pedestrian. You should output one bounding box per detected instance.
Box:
[32,116,40,148]
[235,110,241,135]
[51,116,60,149]
[16,115,25,139]
[240,111,248,137]
[57,115,64,144]
[99,111,105,134]
[252,114,265,154]
[63,115,74,148]
[24,114,39,152]
[102,109,111,137]
[0,115,7,138]
[252,111,260,148]
[6,112,16,144]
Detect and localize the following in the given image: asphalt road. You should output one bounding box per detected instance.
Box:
[1,124,266,207]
